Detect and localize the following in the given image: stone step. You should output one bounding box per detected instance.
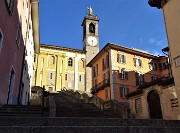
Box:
[0,105,46,117]
[0,126,180,133]
[55,102,98,109]
[0,117,180,127]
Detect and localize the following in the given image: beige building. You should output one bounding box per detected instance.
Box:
[162,0,180,116]
[127,77,179,120]
[149,0,180,119]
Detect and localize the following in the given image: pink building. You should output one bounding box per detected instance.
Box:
[0,0,39,105]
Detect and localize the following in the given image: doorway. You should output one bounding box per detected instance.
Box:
[147,90,163,119]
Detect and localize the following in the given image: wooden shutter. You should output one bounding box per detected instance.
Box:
[142,74,144,83]
[125,71,128,80]
[139,59,142,67]
[126,87,129,96]
[159,63,162,71]
[133,58,136,66]
[106,54,109,68]
[124,55,126,63]
[120,87,123,98]
[119,72,122,79]
[151,76,154,81]
[154,63,157,70]
[117,53,119,63]
[136,72,139,85]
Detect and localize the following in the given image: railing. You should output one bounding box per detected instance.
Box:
[91,79,110,94]
[61,88,130,118]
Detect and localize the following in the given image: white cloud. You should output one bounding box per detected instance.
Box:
[149,37,167,47]
[149,38,156,44]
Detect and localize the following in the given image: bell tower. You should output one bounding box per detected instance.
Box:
[81,7,99,92]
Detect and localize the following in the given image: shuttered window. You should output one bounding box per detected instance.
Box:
[136,72,144,86]
[117,53,126,63]
[119,68,128,80]
[133,57,142,67]
[120,86,129,98]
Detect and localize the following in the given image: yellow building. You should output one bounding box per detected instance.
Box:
[33,44,86,92]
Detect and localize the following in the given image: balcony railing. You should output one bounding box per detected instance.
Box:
[91,79,110,94]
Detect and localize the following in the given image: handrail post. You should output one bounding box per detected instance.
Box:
[42,86,45,116]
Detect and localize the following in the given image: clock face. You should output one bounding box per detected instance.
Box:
[87,36,97,46]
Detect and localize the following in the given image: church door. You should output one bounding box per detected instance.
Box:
[147,90,162,119]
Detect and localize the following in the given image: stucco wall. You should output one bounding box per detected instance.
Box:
[163,0,180,116]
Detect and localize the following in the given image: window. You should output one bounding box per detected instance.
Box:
[161,62,167,70]
[151,76,157,81]
[93,64,98,78]
[89,23,95,34]
[16,21,22,47]
[52,56,55,64]
[79,75,81,82]
[50,73,53,79]
[79,59,84,69]
[133,57,142,67]
[102,54,109,71]
[117,53,126,63]
[5,0,15,15]
[68,58,73,67]
[120,86,129,98]
[65,74,67,80]
[149,62,157,71]
[48,55,55,66]
[119,68,128,80]
[0,28,3,53]
[136,72,144,85]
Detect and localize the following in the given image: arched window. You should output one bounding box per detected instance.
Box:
[89,23,95,34]
[68,58,73,67]
[51,56,55,64]
[49,55,55,66]
[79,58,84,69]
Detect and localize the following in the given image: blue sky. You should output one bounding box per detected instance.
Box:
[40,0,168,56]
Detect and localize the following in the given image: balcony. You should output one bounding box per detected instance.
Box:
[91,79,110,94]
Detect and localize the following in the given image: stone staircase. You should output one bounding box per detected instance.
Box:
[0,104,47,117]
[0,91,180,132]
[53,91,121,118]
[0,117,180,133]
